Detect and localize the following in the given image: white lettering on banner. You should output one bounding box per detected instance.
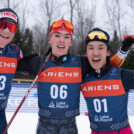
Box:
[0,62,16,68]
[43,72,79,78]
[82,85,119,91]
[8,97,21,106]
[27,99,37,106]
[8,97,37,106]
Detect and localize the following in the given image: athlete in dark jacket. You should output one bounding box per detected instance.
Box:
[81,28,134,134]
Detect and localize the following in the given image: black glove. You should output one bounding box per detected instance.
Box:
[121,36,134,52]
[23,53,39,60]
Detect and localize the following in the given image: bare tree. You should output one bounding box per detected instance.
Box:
[32,25,46,55]
[76,0,96,41]
[127,0,134,9]
[104,0,127,41]
[31,0,65,55]
[68,0,78,23]
[0,0,16,8]
[71,0,96,54]
[7,0,10,7]
[1,0,10,7]
[19,0,29,33]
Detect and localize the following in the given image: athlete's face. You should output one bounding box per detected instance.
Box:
[49,31,72,57]
[0,27,15,48]
[86,41,110,72]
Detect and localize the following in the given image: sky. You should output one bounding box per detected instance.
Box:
[1,0,134,39]
[27,0,134,38]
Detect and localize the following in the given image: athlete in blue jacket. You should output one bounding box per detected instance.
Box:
[17,20,133,134]
[81,28,134,134]
[0,8,23,134]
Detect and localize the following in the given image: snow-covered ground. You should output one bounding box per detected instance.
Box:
[5,84,134,134]
[6,113,134,134]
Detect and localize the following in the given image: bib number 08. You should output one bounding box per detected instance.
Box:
[50,85,67,99]
[0,76,6,90]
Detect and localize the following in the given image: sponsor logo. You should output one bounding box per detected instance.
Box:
[94,115,113,122]
[0,57,17,73]
[82,85,119,91]
[0,11,17,22]
[48,101,69,109]
[0,62,16,68]
[81,80,125,97]
[43,72,79,78]
[38,67,82,83]
[48,101,55,108]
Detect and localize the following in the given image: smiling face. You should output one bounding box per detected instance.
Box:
[86,41,110,72]
[49,30,72,57]
[0,27,15,48]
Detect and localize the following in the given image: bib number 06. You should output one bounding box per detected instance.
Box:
[50,85,67,99]
[0,76,6,90]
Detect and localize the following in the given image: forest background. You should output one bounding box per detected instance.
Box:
[1,0,134,79]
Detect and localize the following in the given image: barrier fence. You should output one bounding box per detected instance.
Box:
[6,82,134,115]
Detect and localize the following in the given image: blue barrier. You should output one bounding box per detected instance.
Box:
[6,84,134,115]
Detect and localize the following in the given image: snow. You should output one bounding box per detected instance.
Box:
[4,84,134,134]
[6,113,134,134]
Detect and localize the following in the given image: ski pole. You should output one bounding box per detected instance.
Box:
[2,52,51,134]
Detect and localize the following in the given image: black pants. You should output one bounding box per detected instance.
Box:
[37,117,78,134]
[0,110,7,134]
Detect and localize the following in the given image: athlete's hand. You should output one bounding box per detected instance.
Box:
[23,53,38,60]
[121,35,134,52]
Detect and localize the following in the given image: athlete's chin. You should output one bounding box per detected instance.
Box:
[0,41,8,48]
[58,51,67,57]
[91,64,101,71]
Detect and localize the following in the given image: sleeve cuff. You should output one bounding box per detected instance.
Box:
[117,47,129,59]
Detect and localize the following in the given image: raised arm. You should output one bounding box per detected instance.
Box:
[110,36,134,67]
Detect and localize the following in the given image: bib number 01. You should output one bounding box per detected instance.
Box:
[93,99,108,113]
[0,76,6,90]
[50,85,67,99]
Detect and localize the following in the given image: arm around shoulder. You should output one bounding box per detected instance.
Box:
[17,54,41,76]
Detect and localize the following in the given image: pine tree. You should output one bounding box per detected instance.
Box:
[11,28,33,55]
[77,39,86,55]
